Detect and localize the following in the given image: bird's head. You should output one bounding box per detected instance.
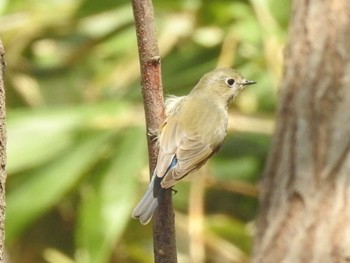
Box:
[195,68,256,105]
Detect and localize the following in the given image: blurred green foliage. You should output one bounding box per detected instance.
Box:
[1,0,289,262]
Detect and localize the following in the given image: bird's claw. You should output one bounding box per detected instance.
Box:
[148,128,158,142]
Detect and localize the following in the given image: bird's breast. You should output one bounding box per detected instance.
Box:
[178,97,228,147]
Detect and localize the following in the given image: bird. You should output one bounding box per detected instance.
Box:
[132,68,256,224]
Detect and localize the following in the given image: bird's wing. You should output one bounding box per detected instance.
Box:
[155,117,215,189]
[154,118,181,180]
[160,135,213,188]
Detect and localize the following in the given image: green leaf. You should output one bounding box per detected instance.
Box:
[75,0,129,18]
[7,110,80,173]
[7,102,133,173]
[75,127,147,263]
[6,131,114,243]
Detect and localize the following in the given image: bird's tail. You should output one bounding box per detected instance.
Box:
[132,176,164,225]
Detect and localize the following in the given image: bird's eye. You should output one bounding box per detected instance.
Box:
[226,78,235,86]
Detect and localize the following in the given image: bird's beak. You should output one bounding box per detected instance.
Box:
[242,79,256,86]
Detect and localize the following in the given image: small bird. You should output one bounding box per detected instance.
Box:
[132,68,256,224]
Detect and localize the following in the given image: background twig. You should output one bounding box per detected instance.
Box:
[131,1,178,262]
[0,40,7,262]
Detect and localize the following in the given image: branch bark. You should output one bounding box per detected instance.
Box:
[0,40,7,262]
[131,1,177,262]
[253,1,350,262]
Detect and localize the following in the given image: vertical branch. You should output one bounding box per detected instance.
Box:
[0,40,6,262]
[131,1,177,262]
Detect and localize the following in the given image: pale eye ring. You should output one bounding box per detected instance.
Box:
[225,78,235,86]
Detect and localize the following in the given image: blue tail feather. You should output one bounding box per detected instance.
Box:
[132,175,164,224]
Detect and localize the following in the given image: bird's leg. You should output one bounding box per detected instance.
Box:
[147,128,158,143]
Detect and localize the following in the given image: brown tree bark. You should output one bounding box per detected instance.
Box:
[131,1,177,262]
[253,1,350,262]
[0,41,7,262]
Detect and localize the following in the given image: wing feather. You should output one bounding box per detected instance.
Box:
[161,141,212,187]
[155,118,180,178]
[159,129,214,188]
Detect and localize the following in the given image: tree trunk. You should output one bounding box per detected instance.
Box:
[253,1,350,262]
[0,41,7,262]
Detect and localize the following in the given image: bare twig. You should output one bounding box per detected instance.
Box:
[208,178,259,197]
[131,1,177,262]
[0,40,7,262]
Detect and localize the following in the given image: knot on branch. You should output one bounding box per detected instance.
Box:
[148,55,161,66]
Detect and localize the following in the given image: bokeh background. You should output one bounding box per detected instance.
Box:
[1,0,290,262]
